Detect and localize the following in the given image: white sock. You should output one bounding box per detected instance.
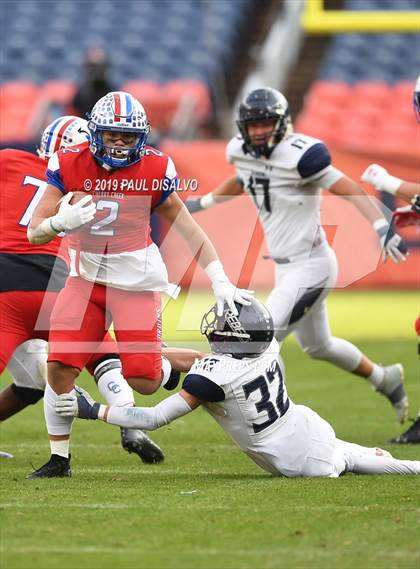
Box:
[50,439,70,459]
[44,382,74,458]
[159,356,172,388]
[367,364,385,388]
[338,440,420,474]
[94,358,135,407]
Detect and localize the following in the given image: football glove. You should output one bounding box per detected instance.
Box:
[50,192,96,233]
[205,260,254,316]
[374,219,408,263]
[55,386,100,420]
[393,205,420,229]
[361,164,402,195]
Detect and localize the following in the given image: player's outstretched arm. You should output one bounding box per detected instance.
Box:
[361,163,420,204]
[55,386,200,430]
[328,175,408,264]
[156,192,253,315]
[185,175,244,214]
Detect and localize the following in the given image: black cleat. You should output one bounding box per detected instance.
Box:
[120,428,164,464]
[388,415,420,444]
[26,454,71,479]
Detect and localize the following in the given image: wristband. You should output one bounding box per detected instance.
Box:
[40,217,61,236]
[204,260,228,283]
[200,193,216,209]
[379,174,403,195]
[372,217,389,233]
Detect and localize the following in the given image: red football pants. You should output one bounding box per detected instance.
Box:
[48,277,162,380]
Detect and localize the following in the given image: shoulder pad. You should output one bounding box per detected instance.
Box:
[297,142,331,179]
[226,135,244,163]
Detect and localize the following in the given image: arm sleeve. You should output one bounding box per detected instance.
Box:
[182,374,225,402]
[105,393,192,431]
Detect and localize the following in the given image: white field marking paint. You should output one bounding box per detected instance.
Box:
[0,443,235,450]
[0,545,412,559]
[0,503,134,509]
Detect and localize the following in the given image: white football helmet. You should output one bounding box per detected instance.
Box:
[38,116,89,160]
[87,91,150,168]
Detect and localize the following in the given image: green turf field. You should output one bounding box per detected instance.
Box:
[1,290,419,569]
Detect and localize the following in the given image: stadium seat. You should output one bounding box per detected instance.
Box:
[40,80,77,106]
[120,80,166,130]
[352,81,392,107]
[304,81,352,108]
[0,81,40,105]
[165,80,211,124]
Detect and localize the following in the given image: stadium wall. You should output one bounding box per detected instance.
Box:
[161,139,419,290]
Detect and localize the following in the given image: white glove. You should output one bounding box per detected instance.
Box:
[361,164,402,195]
[55,386,101,419]
[50,192,96,233]
[373,219,408,263]
[205,260,254,316]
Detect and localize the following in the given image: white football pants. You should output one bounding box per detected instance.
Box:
[266,247,363,372]
[271,405,420,477]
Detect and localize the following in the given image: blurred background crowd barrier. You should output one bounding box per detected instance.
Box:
[1,0,418,287]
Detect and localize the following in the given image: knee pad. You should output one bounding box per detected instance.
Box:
[7,339,47,391]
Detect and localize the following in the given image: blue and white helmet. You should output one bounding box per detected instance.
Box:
[87,91,150,168]
[38,116,89,160]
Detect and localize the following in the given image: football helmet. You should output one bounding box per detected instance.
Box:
[236,87,292,158]
[201,297,274,358]
[38,116,89,160]
[87,91,150,168]
[413,75,420,123]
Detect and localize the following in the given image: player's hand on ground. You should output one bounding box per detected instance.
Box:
[52,192,96,232]
[55,386,100,420]
[184,198,203,214]
[212,281,254,316]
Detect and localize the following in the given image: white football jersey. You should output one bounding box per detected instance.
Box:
[185,338,305,475]
[226,133,344,260]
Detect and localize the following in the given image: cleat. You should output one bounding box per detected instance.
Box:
[120,428,164,464]
[0,451,13,459]
[388,415,420,444]
[26,454,71,479]
[376,364,408,424]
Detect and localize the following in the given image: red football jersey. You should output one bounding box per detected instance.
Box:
[47,145,177,255]
[0,148,62,257]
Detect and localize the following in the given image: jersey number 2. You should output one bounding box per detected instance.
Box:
[90,200,119,236]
